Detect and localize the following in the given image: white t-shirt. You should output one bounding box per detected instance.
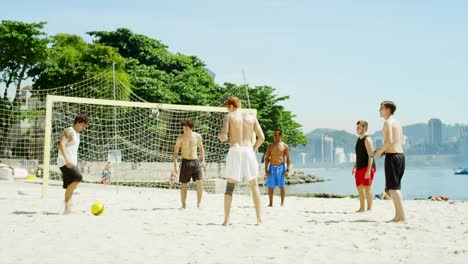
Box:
[57,127,80,167]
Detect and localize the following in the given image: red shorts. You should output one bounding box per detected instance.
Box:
[354,167,376,187]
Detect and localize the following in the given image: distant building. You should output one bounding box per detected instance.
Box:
[312,135,334,163]
[335,147,347,163]
[458,125,468,138]
[300,152,307,166]
[458,125,468,159]
[203,68,216,79]
[428,118,442,144]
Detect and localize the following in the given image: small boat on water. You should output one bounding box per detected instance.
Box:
[454,167,468,175]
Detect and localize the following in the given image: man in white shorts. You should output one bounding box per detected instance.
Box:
[218,96,265,226]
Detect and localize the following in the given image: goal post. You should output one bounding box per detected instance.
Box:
[42,95,257,198]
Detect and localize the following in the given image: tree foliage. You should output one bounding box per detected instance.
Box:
[1,22,308,159]
[0,20,49,157]
[0,20,49,100]
[88,28,222,105]
[31,33,129,99]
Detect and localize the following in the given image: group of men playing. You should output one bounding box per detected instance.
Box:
[57,97,406,224]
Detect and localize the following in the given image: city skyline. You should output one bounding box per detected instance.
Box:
[1,0,467,134]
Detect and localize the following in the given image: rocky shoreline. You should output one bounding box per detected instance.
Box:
[285,171,325,185]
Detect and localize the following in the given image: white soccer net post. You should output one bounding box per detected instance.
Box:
[42,95,258,198]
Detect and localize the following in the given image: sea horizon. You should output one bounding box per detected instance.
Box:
[286,167,468,201]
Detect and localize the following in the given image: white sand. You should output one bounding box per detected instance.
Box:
[1,180,467,264]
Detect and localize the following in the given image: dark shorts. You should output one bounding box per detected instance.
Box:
[60,166,83,189]
[179,159,202,183]
[384,153,405,190]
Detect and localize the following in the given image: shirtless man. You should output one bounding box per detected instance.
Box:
[265,129,291,207]
[218,96,265,225]
[173,119,206,209]
[374,101,406,223]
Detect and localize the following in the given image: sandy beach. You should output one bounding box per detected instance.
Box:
[1,180,467,264]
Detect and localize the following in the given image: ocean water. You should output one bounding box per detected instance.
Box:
[285,168,468,201]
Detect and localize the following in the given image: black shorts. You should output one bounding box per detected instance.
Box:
[179,159,202,183]
[60,166,83,189]
[384,153,405,190]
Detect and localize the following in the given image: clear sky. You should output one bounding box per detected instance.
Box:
[2,0,468,134]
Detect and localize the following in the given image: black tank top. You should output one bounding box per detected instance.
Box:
[355,136,375,169]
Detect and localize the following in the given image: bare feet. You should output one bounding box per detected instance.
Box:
[386,216,407,223]
[392,217,407,223]
[63,202,72,215]
[356,208,366,213]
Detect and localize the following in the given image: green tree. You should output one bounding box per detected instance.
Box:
[88,28,223,105]
[0,20,49,157]
[32,33,129,99]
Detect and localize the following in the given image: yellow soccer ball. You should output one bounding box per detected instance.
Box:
[91,202,104,216]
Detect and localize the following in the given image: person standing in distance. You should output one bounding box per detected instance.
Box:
[218,96,265,226]
[374,101,406,223]
[265,129,291,207]
[172,119,206,209]
[352,120,376,212]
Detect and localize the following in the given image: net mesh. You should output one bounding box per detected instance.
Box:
[1,69,263,194]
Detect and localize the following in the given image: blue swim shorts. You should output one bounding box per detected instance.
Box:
[266,164,286,188]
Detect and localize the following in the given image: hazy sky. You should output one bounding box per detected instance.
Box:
[2,0,468,134]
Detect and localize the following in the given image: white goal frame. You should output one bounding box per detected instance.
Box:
[42,95,257,198]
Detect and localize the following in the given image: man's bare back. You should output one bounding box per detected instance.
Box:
[219,109,264,150]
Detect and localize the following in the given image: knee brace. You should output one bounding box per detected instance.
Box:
[225,182,236,196]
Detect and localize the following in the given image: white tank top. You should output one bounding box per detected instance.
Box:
[57,127,80,167]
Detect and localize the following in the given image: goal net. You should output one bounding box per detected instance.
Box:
[0,69,262,197]
[42,95,258,197]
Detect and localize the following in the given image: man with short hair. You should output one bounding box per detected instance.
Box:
[352,120,376,212]
[58,114,89,214]
[374,101,406,223]
[265,129,291,207]
[173,119,206,209]
[219,96,265,225]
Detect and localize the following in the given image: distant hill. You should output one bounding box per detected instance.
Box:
[306,128,357,152]
[290,128,357,165]
[290,123,464,166]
